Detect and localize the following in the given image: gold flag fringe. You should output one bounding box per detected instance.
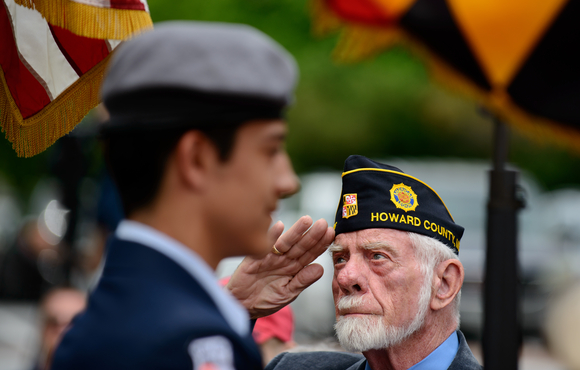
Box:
[334,26,405,62]
[13,0,153,40]
[310,0,343,37]
[310,3,580,154]
[15,0,33,7]
[0,55,111,158]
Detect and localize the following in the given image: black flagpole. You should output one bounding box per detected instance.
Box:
[482,118,523,370]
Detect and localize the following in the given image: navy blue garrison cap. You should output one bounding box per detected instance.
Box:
[334,155,464,254]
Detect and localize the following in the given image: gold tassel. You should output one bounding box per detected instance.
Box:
[310,0,343,37]
[334,26,404,63]
[14,0,152,40]
[0,55,111,158]
[13,0,34,8]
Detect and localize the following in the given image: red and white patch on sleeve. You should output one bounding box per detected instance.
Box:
[188,336,235,370]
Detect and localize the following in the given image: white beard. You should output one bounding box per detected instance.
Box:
[334,274,432,352]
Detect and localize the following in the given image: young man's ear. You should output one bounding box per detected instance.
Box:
[173,130,221,190]
[431,259,464,311]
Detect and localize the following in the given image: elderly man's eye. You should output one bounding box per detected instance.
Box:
[372,253,386,260]
[334,256,346,264]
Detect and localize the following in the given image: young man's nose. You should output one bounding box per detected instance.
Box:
[276,152,300,198]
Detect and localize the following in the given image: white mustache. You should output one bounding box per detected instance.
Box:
[336,295,367,311]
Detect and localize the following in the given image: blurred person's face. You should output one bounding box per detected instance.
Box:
[202,119,299,259]
[41,290,86,354]
[20,222,55,258]
[330,228,432,352]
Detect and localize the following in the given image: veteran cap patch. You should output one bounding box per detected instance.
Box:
[334,155,464,253]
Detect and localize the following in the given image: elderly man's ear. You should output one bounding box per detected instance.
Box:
[430,259,464,311]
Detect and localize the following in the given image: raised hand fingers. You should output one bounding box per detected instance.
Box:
[273,216,313,254]
[268,221,285,247]
[286,263,324,297]
[283,218,332,261]
[296,225,334,267]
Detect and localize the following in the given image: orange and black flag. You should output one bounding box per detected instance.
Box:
[312,0,580,151]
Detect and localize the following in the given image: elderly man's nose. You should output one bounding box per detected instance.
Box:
[337,260,366,293]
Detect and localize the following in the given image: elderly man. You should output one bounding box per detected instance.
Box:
[229,155,481,370]
[50,22,334,370]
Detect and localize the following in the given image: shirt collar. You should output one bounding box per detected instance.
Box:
[364,331,458,370]
[115,220,249,337]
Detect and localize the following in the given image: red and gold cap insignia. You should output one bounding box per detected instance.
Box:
[342,193,358,219]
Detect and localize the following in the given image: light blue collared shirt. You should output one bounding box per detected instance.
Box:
[364,331,458,370]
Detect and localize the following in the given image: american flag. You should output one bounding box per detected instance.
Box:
[0,0,152,157]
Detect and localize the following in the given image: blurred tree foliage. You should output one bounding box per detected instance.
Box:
[1,0,580,206]
[0,134,54,203]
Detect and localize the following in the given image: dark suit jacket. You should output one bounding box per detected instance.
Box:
[51,237,262,370]
[265,331,482,370]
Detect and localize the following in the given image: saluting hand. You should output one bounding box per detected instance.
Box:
[226,216,334,319]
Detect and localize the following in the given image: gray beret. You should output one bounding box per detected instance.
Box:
[100,21,298,133]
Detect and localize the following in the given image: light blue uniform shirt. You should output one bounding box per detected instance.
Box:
[365,331,458,370]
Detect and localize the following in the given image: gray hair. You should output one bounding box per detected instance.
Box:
[407,232,461,329]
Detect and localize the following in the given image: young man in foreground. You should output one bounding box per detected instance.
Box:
[51,21,333,370]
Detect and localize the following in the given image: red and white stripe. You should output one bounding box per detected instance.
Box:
[0,0,122,118]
